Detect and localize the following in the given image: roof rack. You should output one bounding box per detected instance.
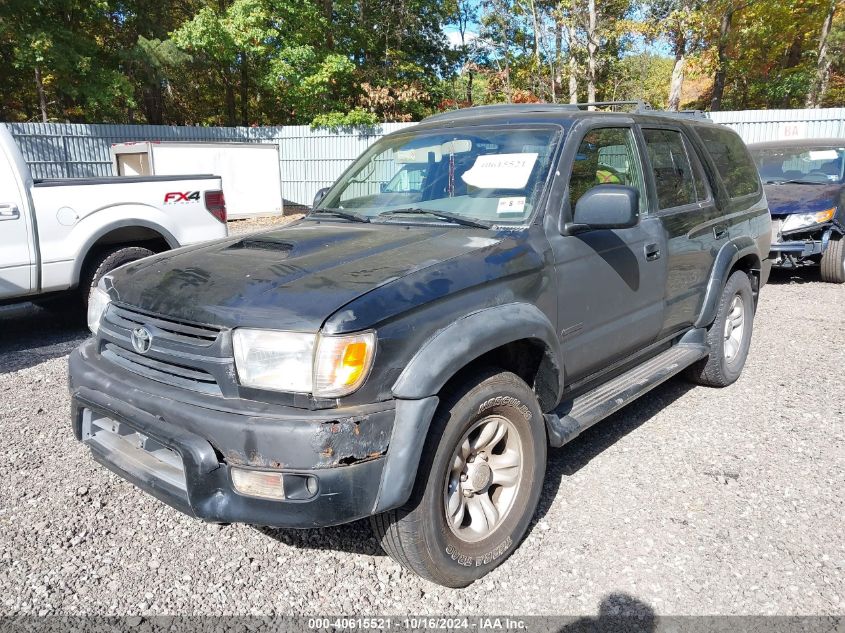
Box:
[569,100,652,111]
[641,109,711,120]
[570,101,709,119]
[422,103,580,123]
[422,101,711,123]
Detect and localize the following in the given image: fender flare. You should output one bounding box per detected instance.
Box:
[71,219,179,286]
[391,302,564,401]
[695,236,761,328]
[375,302,563,514]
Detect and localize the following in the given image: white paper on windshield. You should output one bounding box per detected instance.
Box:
[497,196,526,214]
[461,153,538,189]
[807,149,839,161]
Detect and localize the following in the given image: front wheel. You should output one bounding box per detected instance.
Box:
[820,235,845,283]
[371,369,546,587]
[80,246,155,314]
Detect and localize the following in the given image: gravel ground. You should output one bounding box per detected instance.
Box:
[227,213,304,235]
[0,268,842,617]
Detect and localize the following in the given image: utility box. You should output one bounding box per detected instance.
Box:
[111,141,284,219]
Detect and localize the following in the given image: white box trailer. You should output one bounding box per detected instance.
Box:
[111,141,284,219]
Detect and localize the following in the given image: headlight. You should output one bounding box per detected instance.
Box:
[87,286,111,335]
[233,330,315,393]
[232,329,376,397]
[781,207,836,233]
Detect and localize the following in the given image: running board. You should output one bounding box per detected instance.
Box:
[545,344,709,447]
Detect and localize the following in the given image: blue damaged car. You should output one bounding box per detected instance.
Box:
[748,138,845,283]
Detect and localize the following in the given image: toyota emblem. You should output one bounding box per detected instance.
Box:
[131,326,153,354]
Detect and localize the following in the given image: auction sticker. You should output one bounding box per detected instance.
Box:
[496,197,526,214]
[461,153,538,189]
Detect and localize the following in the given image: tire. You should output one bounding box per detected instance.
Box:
[820,235,845,284]
[80,246,155,314]
[685,270,754,387]
[371,368,546,587]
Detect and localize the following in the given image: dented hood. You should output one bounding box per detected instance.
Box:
[108,220,502,331]
[765,182,843,216]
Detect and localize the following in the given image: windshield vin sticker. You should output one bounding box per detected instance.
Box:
[496,196,526,214]
[461,153,538,189]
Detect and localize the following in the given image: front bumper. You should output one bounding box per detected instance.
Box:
[770,239,825,260]
[69,340,400,528]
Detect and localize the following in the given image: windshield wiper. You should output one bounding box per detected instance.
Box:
[765,179,828,185]
[378,208,492,229]
[310,209,370,223]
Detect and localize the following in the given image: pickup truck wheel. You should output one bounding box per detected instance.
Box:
[820,235,845,283]
[371,368,546,587]
[685,270,754,387]
[81,246,155,314]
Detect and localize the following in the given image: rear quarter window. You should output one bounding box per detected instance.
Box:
[695,126,760,199]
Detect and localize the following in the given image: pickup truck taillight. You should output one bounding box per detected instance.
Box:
[204,190,227,223]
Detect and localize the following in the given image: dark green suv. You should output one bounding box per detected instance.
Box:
[70,104,771,587]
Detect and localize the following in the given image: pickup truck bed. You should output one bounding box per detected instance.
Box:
[0,125,228,308]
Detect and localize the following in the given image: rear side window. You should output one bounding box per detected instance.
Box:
[696,126,760,198]
[642,129,698,209]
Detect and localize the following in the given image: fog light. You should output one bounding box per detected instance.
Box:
[230,468,285,500]
[282,473,319,500]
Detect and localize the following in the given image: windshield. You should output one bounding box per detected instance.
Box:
[317,125,562,225]
[750,145,845,184]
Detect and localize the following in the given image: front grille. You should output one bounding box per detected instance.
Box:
[99,303,231,396]
[102,343,221,395]
[108,304,219,347]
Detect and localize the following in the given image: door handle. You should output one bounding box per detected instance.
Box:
[644,243,661,261]
[0,204,20,221]
[713,224,728,240]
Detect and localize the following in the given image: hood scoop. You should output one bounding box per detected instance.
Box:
[228,238,295,258]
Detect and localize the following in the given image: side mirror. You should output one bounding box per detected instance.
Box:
[312,187,330,210]
[567,184,639,234]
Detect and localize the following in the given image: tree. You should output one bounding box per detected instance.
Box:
[806,0,838,107]
[611,53,674,107]
[446,0,479,104]
[709,0,756,111]
[646,0,705,111]
[0,0,136,122]
[570,0,635,106]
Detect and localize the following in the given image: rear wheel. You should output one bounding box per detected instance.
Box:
[371,368,546,587]
[685,270,754,387]
[820,235,845,284]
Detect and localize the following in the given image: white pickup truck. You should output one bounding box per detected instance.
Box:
[0,125,228,313]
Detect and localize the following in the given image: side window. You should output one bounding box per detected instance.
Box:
[642,128,698,209]
[695,127,760,198]
[568,127,647,213]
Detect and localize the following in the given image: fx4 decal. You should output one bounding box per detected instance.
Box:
[164,191,201,204]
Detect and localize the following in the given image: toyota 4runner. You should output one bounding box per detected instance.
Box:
[69,104,771,587]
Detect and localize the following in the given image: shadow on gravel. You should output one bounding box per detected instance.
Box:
[766,266,823,284]
[535,376,696,524]
[254,518,386,557]
[558,592,656,633]
[0,302,87,373]
[257,377,697,558]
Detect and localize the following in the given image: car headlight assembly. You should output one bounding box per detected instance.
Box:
[781,207,836,233]
[232,329,375,397]
[313,331,376,397]
[87,286,111,335]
